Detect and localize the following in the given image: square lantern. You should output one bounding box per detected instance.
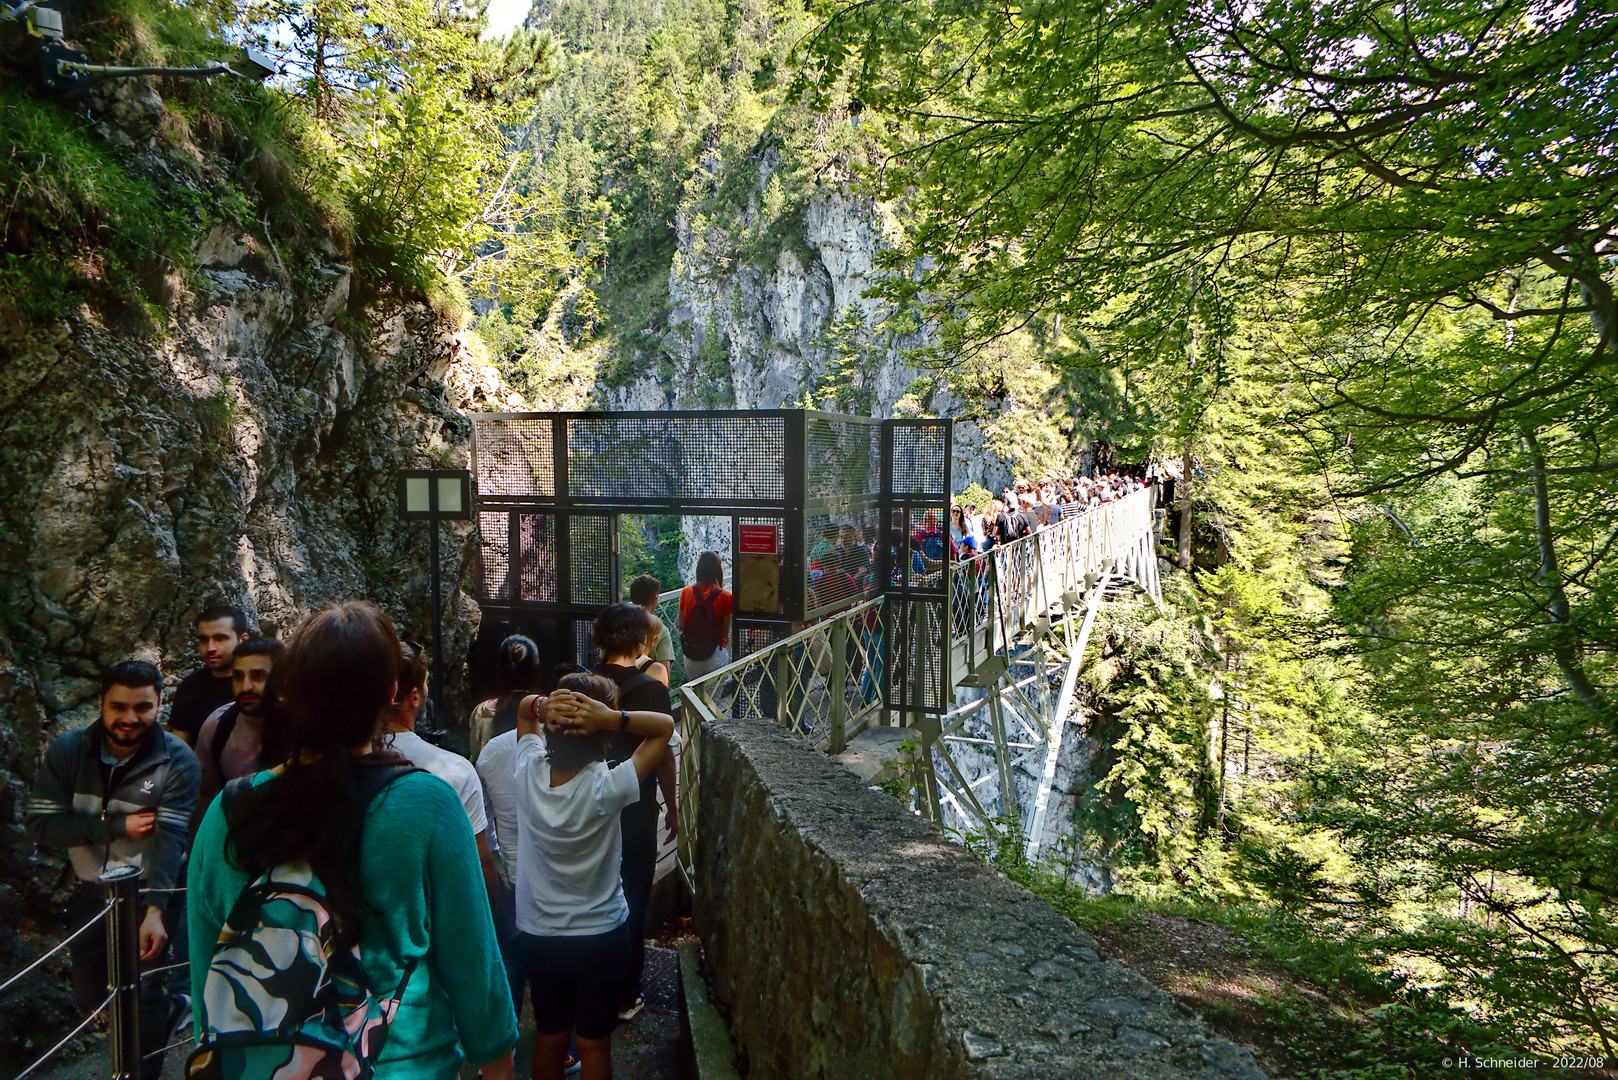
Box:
[397,469,471,520]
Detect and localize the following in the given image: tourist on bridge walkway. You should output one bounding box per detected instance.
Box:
[679,551,732,679]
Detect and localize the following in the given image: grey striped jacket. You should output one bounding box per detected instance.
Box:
[25,721,199,909]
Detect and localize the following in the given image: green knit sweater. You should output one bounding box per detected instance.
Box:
[187,769,517,1079]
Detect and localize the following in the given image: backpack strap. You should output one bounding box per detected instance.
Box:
[208,705,240,775]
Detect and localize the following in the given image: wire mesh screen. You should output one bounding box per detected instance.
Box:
[805,414,880,504]
[516,514,558,603]
[566,416,785,504]
[568,514,616,608]
[477,511,511,602]
[888,596,948,712]
[474,416,555,498]
[805,507,880,618]
[888,421,949,497]
[574,620,595,665]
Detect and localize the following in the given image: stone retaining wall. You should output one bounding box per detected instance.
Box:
[692,714,1267,1079]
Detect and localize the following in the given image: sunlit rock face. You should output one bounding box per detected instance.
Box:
[0,222,517,896]
[601,169,1011,586]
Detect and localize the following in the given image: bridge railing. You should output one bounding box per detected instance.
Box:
[674,488,1160,880]
[945,488,1159,678]
[675,596,886,883]
[650,587,687,688]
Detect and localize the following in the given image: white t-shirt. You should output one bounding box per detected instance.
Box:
[513,734,640,936]
[390,730,489,836]
[475,730,520,882]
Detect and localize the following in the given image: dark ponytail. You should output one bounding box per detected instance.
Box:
[225,601,401,948]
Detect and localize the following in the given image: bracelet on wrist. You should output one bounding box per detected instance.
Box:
[619,709,630,731]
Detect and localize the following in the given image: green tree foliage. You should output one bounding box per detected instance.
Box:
[198,0,574,298]
[809,0,1618,1051]
[473,0,883,382]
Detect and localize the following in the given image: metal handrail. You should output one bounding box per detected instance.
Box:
[4,875,191,1079]
[675,596,887,884]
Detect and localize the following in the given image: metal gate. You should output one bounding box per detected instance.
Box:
[469,410,953,714]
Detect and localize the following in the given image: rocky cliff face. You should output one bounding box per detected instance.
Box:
[599,160,1018,576]
[0,223,518,908]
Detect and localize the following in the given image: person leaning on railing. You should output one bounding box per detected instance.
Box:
[25,659,199,1080]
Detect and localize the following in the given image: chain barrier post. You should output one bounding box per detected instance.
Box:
[103,866,142,1080]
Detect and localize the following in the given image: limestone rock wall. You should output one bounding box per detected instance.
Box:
[603,170,1013,584]
[693,713,1266,1079]
[0,225,514,903]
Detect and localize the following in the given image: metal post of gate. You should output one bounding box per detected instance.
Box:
[775,641,796,731]
[104,866,142,1080]
[828,617,849,755]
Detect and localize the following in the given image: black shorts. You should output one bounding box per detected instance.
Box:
[514,921,634,1040]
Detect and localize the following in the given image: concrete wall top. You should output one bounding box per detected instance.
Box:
[693,714,1266,1079]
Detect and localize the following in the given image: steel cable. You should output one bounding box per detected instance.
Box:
[12,991,115,1080]
[0,901,112,996]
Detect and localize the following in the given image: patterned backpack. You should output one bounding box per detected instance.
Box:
[185,766,420,1080]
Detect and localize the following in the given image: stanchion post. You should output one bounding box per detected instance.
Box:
[104,867,142,1080]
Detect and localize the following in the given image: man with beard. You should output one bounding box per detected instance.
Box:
[193,638,285,813]
[25,660,199,1080]
[166,604,251,747]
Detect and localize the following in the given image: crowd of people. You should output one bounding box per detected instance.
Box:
[24,584,707,1080]
[18,472,1148,1080]
[949,472,1150,558]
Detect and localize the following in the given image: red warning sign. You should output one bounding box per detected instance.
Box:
[738,524,778,555]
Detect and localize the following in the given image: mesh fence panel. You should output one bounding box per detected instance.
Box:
[517,514,558,603]
[477,511,510,602]
[566,416,785,503]
[568,514,616,607]
[888,422,948,496]
[574,620,595,665]
[888,596,948,712]
[805,506,880,617]
[805,414,880,503]
[474,417,554,498]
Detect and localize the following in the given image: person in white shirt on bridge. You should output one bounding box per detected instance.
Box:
[386,641,501,912]
[510,673,674,1080]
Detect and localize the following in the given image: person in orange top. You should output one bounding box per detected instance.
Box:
[678,551,733,680]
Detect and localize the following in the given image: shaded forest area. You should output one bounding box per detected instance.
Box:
[806,0,1617,1071]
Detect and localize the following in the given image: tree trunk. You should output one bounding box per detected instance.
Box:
[1522,427,1605,714]
[1177,439,1193,569]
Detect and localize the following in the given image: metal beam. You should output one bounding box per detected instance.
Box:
[1024,567,1113,864]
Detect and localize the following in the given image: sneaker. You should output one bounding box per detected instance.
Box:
[617,996,644,1022]
[562,1053,581,1077]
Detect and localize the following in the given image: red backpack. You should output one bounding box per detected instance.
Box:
[682,586,723,661]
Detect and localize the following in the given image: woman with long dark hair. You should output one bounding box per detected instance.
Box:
[469,634,543,761]
[187,601,518,1080]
